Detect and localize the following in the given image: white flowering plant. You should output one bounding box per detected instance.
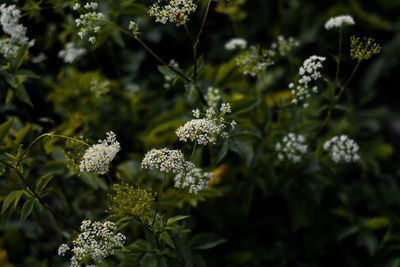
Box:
[0,1,399,266]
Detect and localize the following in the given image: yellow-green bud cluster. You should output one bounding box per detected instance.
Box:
[107,183,155,222]
[350,36,381,61]
[128,21,140,37]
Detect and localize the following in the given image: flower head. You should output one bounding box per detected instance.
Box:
[176,104,235,146]
[275,133,308,163]
[74,2,105,44]
[290,55,325,108]
[225,38,247,50]
[141,148,195,174]
[174,168,214,194]
[58,220,126,266]
[58,43,86,63]
[272,35,299,57]
[149,0,197,26]
[236,45,274,77]
[79,131,120,175]
[0,4,35,46]
[204,86,221,107]
[323,135,360,163]
[325,15,355,30]
[350,36,381,61]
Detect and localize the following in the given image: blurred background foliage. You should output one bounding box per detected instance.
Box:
[1,0,400,266]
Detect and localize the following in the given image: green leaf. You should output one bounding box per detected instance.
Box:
[15,85,33,107]
[167,215,190,225]
[6,89,14,104]
[157,65,176,79]
[15,44,29,70]
[228,136,254,167]
[35,174,54,193]
[20,199,34,222]
[363,217,390,229]
[190,233,227,250]
[0,119,13,144]
[160,231,176,249]
[1,190,24,214]
[231,97,261,116]
[33,199,43,212]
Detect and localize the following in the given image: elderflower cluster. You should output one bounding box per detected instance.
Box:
[0,4,35,59]
[58,220,126,267]
[174,168,214,194]
[148,0,197,26]
[271,35,299,57]
[236,45,274,77]
[58,43,86,63]
[350,36,381,61]
[74,2,105,44]
[225,38,247,50]
[79,131,120,175]
[324,15,355,30]
[290,55,326,108]
[275,133,308,163]
[205,86,222,107]
[141,148,195,174]
[163,59,179,89]
[323,135,360,163]
[107,183,155,222]
[176,103,236,146]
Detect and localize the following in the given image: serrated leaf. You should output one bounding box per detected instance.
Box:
[35,174,54,193]
[20,199,34,222]
[190,233,227,250]
[167,215,190,225]
[1,190,24,214]
[0,119,13,145]
[160,231,176,249]
[228,136,254,167]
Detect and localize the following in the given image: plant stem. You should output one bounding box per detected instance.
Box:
[190,141,197,161]
[0,159,79,232]
[195,0,212,45]
[334,27,343,90]
[105,20,192,83]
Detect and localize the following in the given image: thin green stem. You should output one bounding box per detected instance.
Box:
[195,0,212,45]
[105,20,192,83]
[152,173,168,226]
[0,159,79,232]
[190,141,197,161]
[339,59,361,99]
[334,27,343,89]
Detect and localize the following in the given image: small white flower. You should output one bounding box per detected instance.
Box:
[192,109,200,118]
[79,131,120,175]
[325,15,355,30]
[174,168,213,194]
[275,133,308,163]
[74,2,105,44]
[323,135,360,163]
[225,38,247,50]
[58,244,70,256]
[220,103,232,114]
[205,86,221,107]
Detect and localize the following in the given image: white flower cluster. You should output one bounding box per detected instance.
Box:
[79,131,120,175]
[325,15,355,30]
[176,104,236,146]
[323,135,360,163]
[271,35,299,57]
[225,38,247,50]
[236,45,275,77]
[149,0,197,26]
[128,20,140,37]
[290,55,326,108]
[0,4,34,59]
[74,2,105,44]
[275,133,308,163]
[31,52,47,63]
[141,148,195,174]
[163,59,179,89]
[58,220,126,267]
[205,86,222,107]
[174,168,213,194]
[58,43,87,64]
